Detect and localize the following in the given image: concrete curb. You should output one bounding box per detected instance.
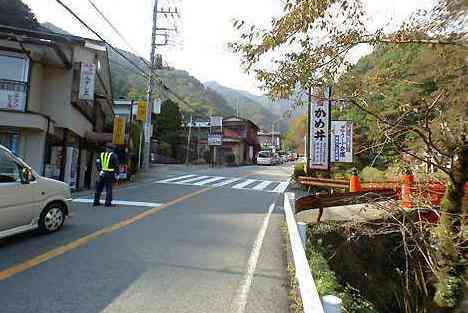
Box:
[283,192,324,313]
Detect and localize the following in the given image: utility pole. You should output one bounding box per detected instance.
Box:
[185,115,193,164]
[143,0,179,170]
[306,85,312,172]
[143,0,158,170]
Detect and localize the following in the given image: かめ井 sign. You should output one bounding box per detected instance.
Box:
[309,94,331,170]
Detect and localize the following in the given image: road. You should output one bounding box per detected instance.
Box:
[0,164,292,313]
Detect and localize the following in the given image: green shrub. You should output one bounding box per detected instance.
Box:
[307,223,380,313]
[293,162,306,179]
[159,141,172,157]
[360,166,387,182]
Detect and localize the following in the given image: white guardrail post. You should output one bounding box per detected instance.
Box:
[283,192,325,313]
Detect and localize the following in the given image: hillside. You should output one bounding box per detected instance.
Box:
[204,81,289,131]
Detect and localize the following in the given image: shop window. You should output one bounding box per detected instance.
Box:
[0,52,29,111]
[0,150,21,183]
[0,132,21,155]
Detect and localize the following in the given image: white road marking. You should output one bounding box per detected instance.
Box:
[73,199,162,207]
[232,179,258,189]
[211,177,242,187]
[251,180,273,191]
[155,174,289,193]
[158,174,196,183]
[174,175,211,184]
[192,176,226,186]
[231,203,276,313]
[271,181,289,193]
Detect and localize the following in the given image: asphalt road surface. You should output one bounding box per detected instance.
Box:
[0,164,292,313]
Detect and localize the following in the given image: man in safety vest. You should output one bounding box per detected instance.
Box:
[93,144,120,207]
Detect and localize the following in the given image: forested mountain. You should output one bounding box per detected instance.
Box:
[283,42,467,168]
[38,22,285,128]
[0,0,40,30]
[204,81,289,131]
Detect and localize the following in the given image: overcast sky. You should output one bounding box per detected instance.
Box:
[23,0,435,95]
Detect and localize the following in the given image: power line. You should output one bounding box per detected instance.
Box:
[55,0,148,76]
[86,0,151,68]
[55,0,192,110]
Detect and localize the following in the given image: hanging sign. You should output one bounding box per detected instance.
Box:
[331,121,353,163]
[144,123,153,143]
[112,117,126,145]
[79,63,96,101]
[136,100,147,121]
[309,95,331,170]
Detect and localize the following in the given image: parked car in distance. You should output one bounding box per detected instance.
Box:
[0,144,72,240]
[273,153,282,165]
[256,151,274,165]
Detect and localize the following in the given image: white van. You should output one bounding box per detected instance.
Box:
[0,144,72,239]
[256,151,274,165]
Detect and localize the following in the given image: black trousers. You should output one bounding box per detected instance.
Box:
[94,175,114,206]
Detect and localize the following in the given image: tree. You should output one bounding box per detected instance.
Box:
[153,99,183,158]
[0,0,41,30]
[231,0,467,309]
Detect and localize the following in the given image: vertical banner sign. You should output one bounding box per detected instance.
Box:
[136,100,147,121]
[79,63,96,101]
[153,98,161,114]
[331,121,353,163]
[112,117,126,145]
[309,92,331,170]
[144,123,153,143]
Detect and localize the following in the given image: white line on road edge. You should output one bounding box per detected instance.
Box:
[284,192,324,313]
[231,202,276,313]
[73,199,162,208]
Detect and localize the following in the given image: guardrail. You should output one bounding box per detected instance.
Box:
[284,192,325,313]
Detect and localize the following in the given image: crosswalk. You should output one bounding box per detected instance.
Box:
[156,174,289,193]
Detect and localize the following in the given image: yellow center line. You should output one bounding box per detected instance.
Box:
[0,187,212,281]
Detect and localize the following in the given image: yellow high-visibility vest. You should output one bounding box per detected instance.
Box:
[100,152,114,172]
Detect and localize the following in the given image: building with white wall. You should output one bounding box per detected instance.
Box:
[0,25,114,190]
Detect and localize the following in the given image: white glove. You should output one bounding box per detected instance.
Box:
[99,171,104,177]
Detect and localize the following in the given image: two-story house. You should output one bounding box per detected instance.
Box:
[0,25,114,190]
[222,117,260,166]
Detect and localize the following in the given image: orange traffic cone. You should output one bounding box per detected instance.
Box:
[349,169,362,192]
[400,174,414,208]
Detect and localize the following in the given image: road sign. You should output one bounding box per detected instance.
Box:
[112,117,126,145]
[309,98,331,170]
[210,116,223,127]
[136,100,147,121]
[331,121,353,163]
[208,133,222,146]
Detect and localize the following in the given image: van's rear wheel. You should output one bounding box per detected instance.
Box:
[39,204,65,233]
